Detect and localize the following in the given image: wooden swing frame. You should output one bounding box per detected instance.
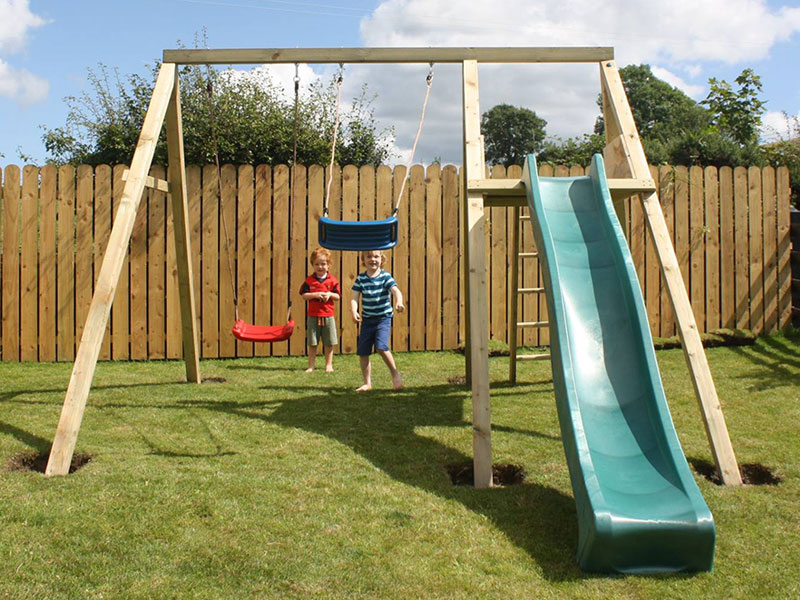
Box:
[45,47,742,487]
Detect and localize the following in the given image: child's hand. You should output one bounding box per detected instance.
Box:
[395,301,405,313]
[352,311,361,323]
[320,292,331,302]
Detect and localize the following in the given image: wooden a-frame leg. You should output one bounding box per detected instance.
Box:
[599,60,741,485]
[45,63,178,476]
[165,70,201,383]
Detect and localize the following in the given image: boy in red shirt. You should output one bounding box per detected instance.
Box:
[299,247,341,372]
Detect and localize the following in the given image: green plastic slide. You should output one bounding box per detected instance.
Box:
[522,154,715,573]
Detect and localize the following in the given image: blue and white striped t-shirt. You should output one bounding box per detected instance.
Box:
[352,269,397,317]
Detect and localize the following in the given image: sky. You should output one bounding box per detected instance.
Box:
[1,0,799,166]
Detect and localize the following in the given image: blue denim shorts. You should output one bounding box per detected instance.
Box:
[357,315,392,356]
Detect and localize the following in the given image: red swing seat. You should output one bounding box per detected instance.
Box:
[232,319,296,343]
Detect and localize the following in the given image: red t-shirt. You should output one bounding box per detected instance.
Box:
[300,273,340,317]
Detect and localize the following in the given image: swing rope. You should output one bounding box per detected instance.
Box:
[205,64,296,341]
[323,64,344,218]
[392,62,434,217]
[205,72,241,323]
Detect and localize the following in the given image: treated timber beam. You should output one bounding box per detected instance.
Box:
[163,46,614,65]
[600,60,742,486]
[45,63,177,476]
[165,69,201,384]
[462,59,493,489]
[470,177,655,206]
[122,169,170,193]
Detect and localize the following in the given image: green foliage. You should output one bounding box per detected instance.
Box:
[604,64,711,160]
[592,64,778,171]
[42,62,394,167]
[481,103,547,166]
[538,133,605,166]
[761,112,800,205]
[703,68,766,146]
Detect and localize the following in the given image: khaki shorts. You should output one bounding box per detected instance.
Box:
[306,316,338,347]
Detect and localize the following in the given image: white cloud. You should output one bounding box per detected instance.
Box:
[650,66,706,100]
[0,0,49,106]
[761,110,800,143]
[0,58,49,105]
[349,0,800,164]
[0,0,46,54]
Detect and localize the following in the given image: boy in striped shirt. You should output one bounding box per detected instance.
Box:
[350,250,404,392]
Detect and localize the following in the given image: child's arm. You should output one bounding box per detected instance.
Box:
[350,292,361,322]
[391,285,405,313]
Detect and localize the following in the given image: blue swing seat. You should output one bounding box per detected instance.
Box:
[318,215,399,251]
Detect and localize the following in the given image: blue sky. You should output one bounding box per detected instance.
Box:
[1,0,799,165]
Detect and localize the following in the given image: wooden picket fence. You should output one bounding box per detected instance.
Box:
[0,162,792,362]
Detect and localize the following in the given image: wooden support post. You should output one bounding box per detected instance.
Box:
[45,63,177,476]
[165,70,201,383]
[462,60,492,489]
[509,206,521,384]
[600,60,742,486]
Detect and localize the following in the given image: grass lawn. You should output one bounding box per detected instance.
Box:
[1,329,799,599]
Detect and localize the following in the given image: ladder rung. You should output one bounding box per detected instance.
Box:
[517,353,551,361]
[517,321,549,328]
[519,215,530,220]
[517,287,545,294]
[519,252,538,258]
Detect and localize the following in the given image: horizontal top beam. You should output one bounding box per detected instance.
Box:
[162,47,614,65]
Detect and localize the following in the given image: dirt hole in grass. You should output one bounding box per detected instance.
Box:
[202,376,226,383]
[446,462,526,487]
[690,459,782,486]
[6,450,92,474]
[447,375,466,386]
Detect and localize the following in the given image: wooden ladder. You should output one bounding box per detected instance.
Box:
[508,207,550,383]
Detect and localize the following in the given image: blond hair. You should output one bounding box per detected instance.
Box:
[360,250,386,267]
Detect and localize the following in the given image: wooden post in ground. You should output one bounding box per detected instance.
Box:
[599,60,742,486]
[462,59,492,488]
[508,206,521,384]
[45,63,178,476]
[165,70,201,383]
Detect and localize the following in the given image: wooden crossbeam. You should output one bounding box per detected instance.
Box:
[163,46,614,65]
[122,169,170,193]
[468,177,655,197]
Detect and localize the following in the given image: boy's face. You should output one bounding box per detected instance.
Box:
[362,251,382,271]
[312,256,329,277]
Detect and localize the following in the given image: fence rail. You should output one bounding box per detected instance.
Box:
[0,162,792,362]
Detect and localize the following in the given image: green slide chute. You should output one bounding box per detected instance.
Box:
[522,153,715,573]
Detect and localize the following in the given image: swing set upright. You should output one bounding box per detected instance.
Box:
[44,48,741,507]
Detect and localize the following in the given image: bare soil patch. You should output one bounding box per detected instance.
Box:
[6,450,92,474]
[446,462,526,486]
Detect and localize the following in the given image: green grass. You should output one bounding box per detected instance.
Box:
[1,330,799,599]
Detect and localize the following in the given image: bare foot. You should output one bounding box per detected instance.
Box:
[305,367,314,373]
[392,372,403,390]
[325,366,334,372]
[356,384,372,392]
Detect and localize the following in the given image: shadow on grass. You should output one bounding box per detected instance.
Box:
[725,333,800,391]
[0,419,53,453]
[179,383,583,581]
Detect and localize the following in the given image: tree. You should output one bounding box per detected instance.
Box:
[702,68,766,146]
[480,104,547,166]
[594,64,712,164]
[42,62,394,167]
[538,133,605,167]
